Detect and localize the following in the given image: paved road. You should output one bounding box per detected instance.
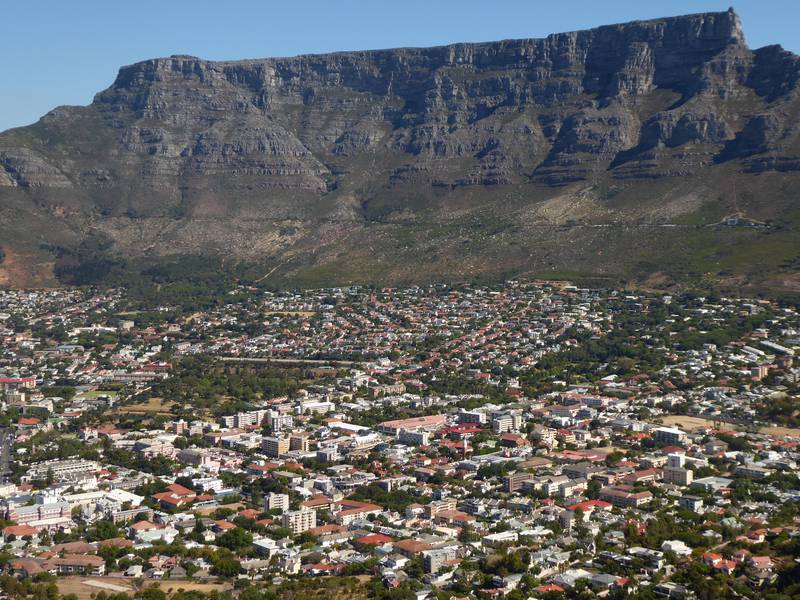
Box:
[0,428,14,482]
[219,356,360,368]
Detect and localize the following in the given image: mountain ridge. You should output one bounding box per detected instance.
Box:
[1,9,799,293]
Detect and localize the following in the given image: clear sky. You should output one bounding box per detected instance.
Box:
[2,0,798,132]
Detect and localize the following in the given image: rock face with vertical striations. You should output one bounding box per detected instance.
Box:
[1,9,800,290]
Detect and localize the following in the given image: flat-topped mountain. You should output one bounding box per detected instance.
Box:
[1,9,799,292]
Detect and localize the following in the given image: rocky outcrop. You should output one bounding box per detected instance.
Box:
[5,9,798,191]
[1,9,799,286]
[0,149,73,188]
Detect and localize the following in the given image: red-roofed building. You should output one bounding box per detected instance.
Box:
[750,556,773,571]
[535,584,565,594]
[334,499,382,525]
[395,539,432,556]
[356,533,393,546]
[152,483,197,509]
[499,433,530,448]
[302,495,334,511]
[308,524,346,536]
[0,377,35,391]
[130,520,158,532]
[3,524,39,541]
[566,500,613,514]
[245,462,279,476]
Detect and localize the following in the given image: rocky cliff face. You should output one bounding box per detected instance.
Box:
[1,9,800,290]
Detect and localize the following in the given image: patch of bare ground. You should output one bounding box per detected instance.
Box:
[0,249,55,287]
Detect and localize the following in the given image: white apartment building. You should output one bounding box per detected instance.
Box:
[281,508,316,534]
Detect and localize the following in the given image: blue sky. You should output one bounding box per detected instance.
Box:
[1,1,798,132]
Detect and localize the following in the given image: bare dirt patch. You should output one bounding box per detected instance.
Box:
[57,577,134,600]
[759,424,800,438]
[659,415,728,432]
[193,502,245,515]
[158,581,232,595]
[660,415,800,439]
[0,248,56,287]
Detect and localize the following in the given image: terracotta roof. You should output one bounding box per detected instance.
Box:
[308,524,346,536]
[394,539,432,553]
[3,524,39,537]
[165,482,195,497]
[356,533,393,545]
[43,554,104,568]
[51,541,97,554]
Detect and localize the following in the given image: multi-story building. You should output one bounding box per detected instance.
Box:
[289,432,311,452]
[262,436,290,458]
[600,486,653,508]
[176,448,215,468]
[379,415,447,436]
[678,496,704,512]
[423,547,459,574]
[559,478,588,499]
[24,459,99,484]
[43,555,105,576]
[317,447,340,462]
[735,464,773,479]
[265,493,290,513]
[531,426,557,447]
[369,383,406,398]
[423,498,457,519]
[652,427,688,446]
[0,377,36,391]
[563,462,604,480]
[220,410,269,429]
[268,410,294,433]
[5,491,71,530]
[491,412,523,434]
[523,475,570,497]
[194,477,225,493]
[504,472,536,493]
[458,410,487,425]
[134,439,177,459]
[281,508,316,534]
[111,507,154,523]
[662,454,693,486]
[398,429,430,446]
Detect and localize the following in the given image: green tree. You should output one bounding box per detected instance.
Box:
[217,527,253,551]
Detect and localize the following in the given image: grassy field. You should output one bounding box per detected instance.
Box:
[79,390,119,398]
[660,414,800,438]
[116,397,176,415]
[56,577,231,600]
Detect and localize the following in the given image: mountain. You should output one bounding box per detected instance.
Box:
[2,9,800,293]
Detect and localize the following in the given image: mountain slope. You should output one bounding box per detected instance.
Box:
[1,9,800,292]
